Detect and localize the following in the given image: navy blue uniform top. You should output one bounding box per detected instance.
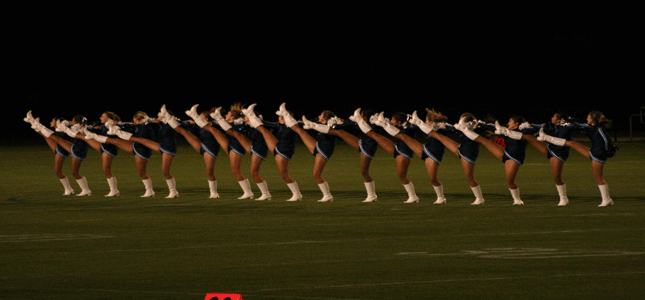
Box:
[445,124,482,163]
[53,131,73,157]
[582,126,615,162]
[394,124,418,158]
[264,121,298,159]
[479,123,534,164]
[88,121,119,156]
[226,122,247,155]
[344,120,382,158]
[421,127,448,162]
[155,121,178,155]
[532,122,588,161]
[185,121,221,156]
[245,125,269,155]
[120,121,155,159]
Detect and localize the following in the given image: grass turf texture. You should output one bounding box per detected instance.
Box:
[1,141,644,300]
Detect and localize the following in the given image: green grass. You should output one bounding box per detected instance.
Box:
[1,141,644,300]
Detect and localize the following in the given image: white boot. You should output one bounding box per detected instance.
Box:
[411,111,434,134]
[471,185,485,205]
[363,181,378,202]
[81,128,108,143]
[55,119,68,133]
[537,128,566,146]
[75,177,92,196]
[105,176,120,197]
[36,121,54,138]
[186,104,209,128]
[286,181,303,201]
[208,180,220,198]
[317,181,334,202]
[403,181,419,203]
[244,104,264,128]
[454,117,480,141]
[30,117,42,131]
[166,177,179,198]
[255,180,271,201]
[159,104,170,119]
[350,109,373,134]
[302,116,330,133]
[349,108,363,122]
[433,184,447,204]
[242,103,257,116]
[356,118,373,134]
[107,123,132,140]
[24,110,36,125]
[495,121,523,140]
[163,113,181,129]
[237,178,254,199]
[279,103,299,128]
[510,188,524,205]
[141,179,155,197]
[556,184,569,206]
[376,112,401,136]
[462,128,480,141]
[598,184,614,207]
[277,102,289,117]
[409,110,424,126]
[211,107,233,131]
[59,176,75,195]
[247,114,264,128]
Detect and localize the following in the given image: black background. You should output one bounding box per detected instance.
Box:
[11,3,642,145]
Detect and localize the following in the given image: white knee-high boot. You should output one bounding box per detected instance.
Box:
[510,188,524,205]
[76,177,91,196]
[286,181,302,202]
[166,177,178,198]
[317,181,334,202]
[208,180,219,198]
[433,184,447,204]
[598,184,614,207]
[363,181,377,202]
[237,178,254,199]
[105,176,120,197]
[403,181,419,203]
[60,176,75,195]
[556,184,569,206]
[471,185,485,205]
[256,180,271,201]
[141,179,155,198]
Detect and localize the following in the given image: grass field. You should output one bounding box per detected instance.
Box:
[1,140,644,300]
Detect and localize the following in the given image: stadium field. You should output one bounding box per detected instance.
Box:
[2,140,644,300]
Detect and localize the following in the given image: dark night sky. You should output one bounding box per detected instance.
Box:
[11,3,642,144]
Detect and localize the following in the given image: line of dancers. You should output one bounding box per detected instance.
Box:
[23,103,617,207]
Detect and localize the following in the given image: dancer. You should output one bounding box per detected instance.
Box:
[408,112,487,205]
[24,112,76,195]
[473,115,539,205]
[448,114,527,205]
[83,111,157,197]
[276,103,339,202]
[25,112,92,196]
[160,105,221,198]
[243,113,272,200]
[242,104,303,202]
[68,111,122,197]
[349,109,420,203]
[517,112,587,206]
[386,108,451,204]
[185,104,257,200]
[537,111,616,207]
[301,109,381,202]
[105,111,180,198]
